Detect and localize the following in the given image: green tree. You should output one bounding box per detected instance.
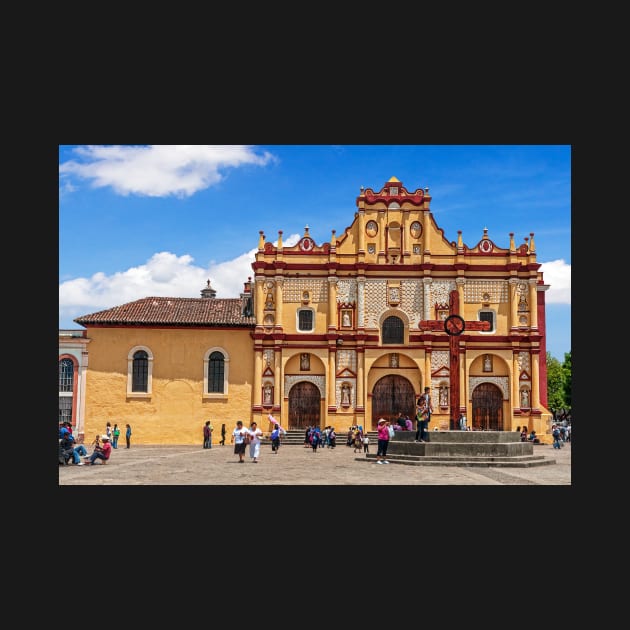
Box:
[546,352,565,411]
[561,351,571,409]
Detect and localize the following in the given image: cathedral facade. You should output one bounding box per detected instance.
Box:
[71,178,552,444]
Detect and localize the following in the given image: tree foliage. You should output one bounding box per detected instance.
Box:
[561,351,571,408]
[546,352,566,411]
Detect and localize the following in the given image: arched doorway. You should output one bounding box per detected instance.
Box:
[288,381,321,430]
[371,375,416,430]
[471,383,504,430]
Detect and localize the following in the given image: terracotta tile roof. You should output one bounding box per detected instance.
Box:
[74,297,256,328]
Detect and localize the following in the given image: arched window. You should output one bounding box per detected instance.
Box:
[127,346,154,396]
[132,350,149,392]
[204,347,230,397]
[208,351,225,393]
[382,316,404,344]
[59,358,74,392]
[59,358,74,425]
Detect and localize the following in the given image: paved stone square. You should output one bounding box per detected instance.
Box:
[59,440,571,485]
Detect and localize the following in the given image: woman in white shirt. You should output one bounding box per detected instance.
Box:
[231,420,248,463]
[248,421,263,463]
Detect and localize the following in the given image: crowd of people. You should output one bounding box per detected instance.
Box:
[58,420,132,466]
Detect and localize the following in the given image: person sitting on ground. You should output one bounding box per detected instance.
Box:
[520,426,528,442]
[59,432,75,465]
[528,429,540,444]
[84,434,112,465]
[72,441,88,465]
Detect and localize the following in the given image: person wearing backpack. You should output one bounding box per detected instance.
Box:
[552,424,562,449]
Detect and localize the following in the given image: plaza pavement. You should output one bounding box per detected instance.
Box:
[58,439,571,485]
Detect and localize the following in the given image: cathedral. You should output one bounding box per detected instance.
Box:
[67,177,552,444]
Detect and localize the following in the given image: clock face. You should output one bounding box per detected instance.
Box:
[444,314,465,336]
[300,237,314,251]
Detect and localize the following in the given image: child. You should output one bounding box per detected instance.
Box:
[362,433,370,454]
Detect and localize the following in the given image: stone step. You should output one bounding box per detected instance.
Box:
[358,454,555,468]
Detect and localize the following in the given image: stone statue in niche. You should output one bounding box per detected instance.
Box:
[520,389,530,408]
[439,385,448,407]
[265,291,274,309]
[483,354,492,372]
[342,311,351,327]
[341,383,351,406]
[300,353,310,371]
[263,383,272,405]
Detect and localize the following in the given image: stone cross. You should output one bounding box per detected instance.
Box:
[418,290,490,429]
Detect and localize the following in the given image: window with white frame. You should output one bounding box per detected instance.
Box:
[297,308,315,332]
[204,347,229,396]
[127,346,154,396]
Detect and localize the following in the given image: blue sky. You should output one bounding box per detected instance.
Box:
[59,145,571,360]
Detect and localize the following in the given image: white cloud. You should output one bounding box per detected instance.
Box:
[59,234,301,325]
[59,145,276,198]
[539,259,571,304]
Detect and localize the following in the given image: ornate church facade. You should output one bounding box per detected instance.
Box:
[71,177,552,444]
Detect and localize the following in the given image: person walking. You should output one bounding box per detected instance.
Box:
[105,422,113,443]
[247,421,263,463]
[375,418,390,464]
[220,423,226,446]
[203,420,213,449]
[231,420,248,463]
[112,423,121,448]
[270,423,282,454]
[125,423,132,448]
[552,424,562,449]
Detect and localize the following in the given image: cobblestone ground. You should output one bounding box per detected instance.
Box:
[59,441,571,486]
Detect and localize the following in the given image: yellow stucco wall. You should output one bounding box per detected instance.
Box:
[83,327,253,445]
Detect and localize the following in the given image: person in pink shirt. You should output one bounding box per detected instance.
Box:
[375,418,391,464]
[84,434,113,465]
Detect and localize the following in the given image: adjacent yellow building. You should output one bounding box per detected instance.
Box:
[71,178,553,444]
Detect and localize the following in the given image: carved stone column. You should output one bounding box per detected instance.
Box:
[255,276,265,323]
[328,276,338,330]
[509,278,519,330]
[512,351,520,409]
[528,279,538,330]
[274,276,284,331]
[531,351,541,410]
[357,277,365,328]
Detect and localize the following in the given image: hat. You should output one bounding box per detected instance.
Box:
[378,418,386,424]
[101,434,111,440]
